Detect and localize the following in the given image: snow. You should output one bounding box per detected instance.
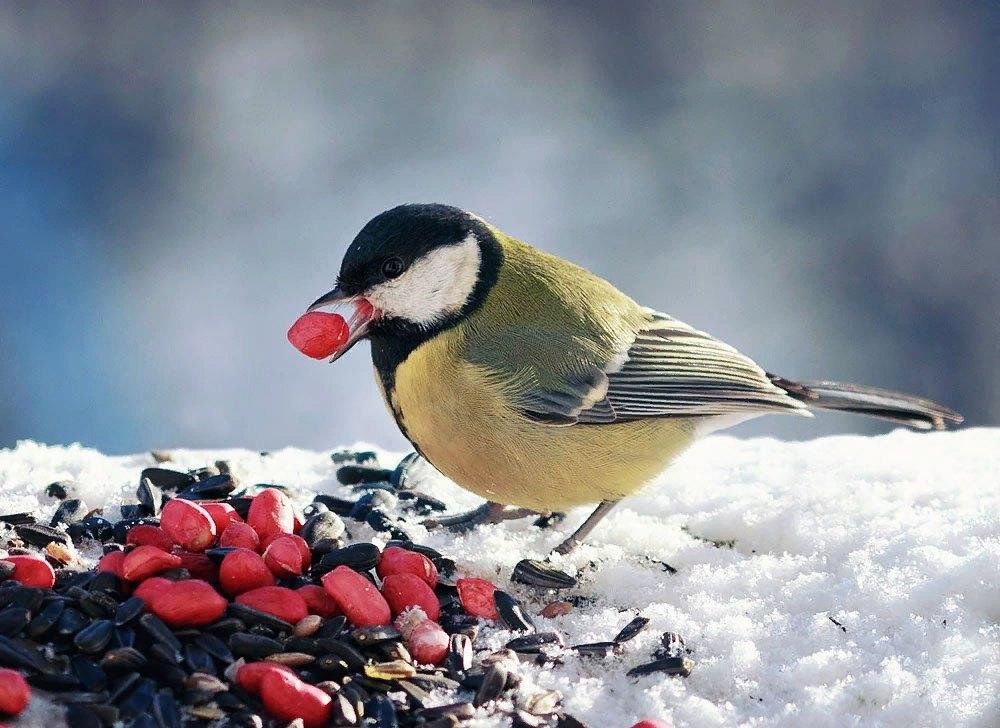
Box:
[1,429,998,727]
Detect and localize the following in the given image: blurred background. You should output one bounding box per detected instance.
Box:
[1,2,996,455]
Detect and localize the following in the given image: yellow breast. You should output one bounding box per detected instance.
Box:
[383,327,698,511]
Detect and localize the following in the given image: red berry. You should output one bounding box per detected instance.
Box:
[630,721,673,728]
[150,579,227,628]
[126,525,174,552]
[381,573,440,622]
[235,586,308,625]
[297,584,340,618]
[263,535,308,578]
[219,522,260,551]
[377,546,438,587]
[287,311,349,360]
[260,666,332,728]
[133,576,172,607]
[235,661,293,694]
[121,545,183,582]
[200,502,243,534]
[0,668,31,716]
[247,489,294,542]
[6,555,55,589]
[96,550,126,577]
[322,565,392,627]
[160,499,217,552]
[219,549,275,595]
[456,577,500,621]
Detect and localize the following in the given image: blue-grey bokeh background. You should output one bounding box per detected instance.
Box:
[1,2,997,454]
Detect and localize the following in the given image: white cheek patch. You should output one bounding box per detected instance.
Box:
[365,235,481,327]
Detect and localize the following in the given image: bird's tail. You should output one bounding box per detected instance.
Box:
[768,375,963,431]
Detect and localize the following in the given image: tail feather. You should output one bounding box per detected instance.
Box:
[768,375,963,431]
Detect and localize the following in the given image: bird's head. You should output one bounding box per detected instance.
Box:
[300,204,499,361]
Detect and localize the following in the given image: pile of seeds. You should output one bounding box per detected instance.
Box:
[0,450,692,726]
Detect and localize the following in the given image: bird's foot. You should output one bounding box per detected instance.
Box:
[423,501,541,531]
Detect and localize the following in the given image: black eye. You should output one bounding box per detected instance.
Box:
[381,257,405,279]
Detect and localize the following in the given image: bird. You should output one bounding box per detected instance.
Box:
[299,203,963,561]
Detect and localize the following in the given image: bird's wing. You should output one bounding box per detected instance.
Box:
[477,310,806,426]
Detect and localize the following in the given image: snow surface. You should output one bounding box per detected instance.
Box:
[1,429,998,728]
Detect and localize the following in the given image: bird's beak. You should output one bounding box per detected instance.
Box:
[306,286,378,362]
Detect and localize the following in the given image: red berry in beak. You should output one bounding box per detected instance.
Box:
[381,573,441,622]
[247,489,295,542]
[235,586,308,625]
[6,555,55,589]
[321,565,392,627]
[0,668,31,716]
[259,666,332,728]
[287,311,350,360]
[160,499,217,552]
[121,545,183,582]
[456,577,500,621]
[219,549,275,595]
[150,579,227,628]
[219,522,260,551]
[377,546,438,587]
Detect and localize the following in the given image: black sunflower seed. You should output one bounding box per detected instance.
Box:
[626,655,695,678]
[229,633,283,659]
[46,690,111,705]
[349,492,396,521]
[351,625,402,645]
[101,647,147,671]
[337,465,394,485]
[57,606,90,636]
[50,498,89,527]
[368,694,399,728]
[65,704,109,728]
[313,543,380,575]
[511,559,577,589]
[0,513,35,526]
[80,590,119,618]
[474,663,508,707]
[45,481,74,500]
[27,671,82,691]
[89,570,122,595]
[226,603,293,633]
[446,633,473,678]
[495,591,535,632]
[196,632,235,663]
[15,522,70,547]
[506,632,565,654]
[660,631,687,655]
[204,617,245,638]
[573,641,620,658]
[27,599,64,637]
[139,468,195,492]
[366,509,412,540]
[70,516,114,543]
[177,473,235,500]
[0,561,14,581]
[153,689,183,728]
[184,643,216,673]
[613,616,650,644]
[416,702,476,722]
[71,654,108,691]
[315,614,348,639]
[312,494,356,516]
[139,614,183,655]
[114,596,145,626]
[75,619,115,653]
[112,626,136,649]
[137,478,164,516]
[0,606,31,636]
[329,691,360,725]
[389,452,420,491]
[118,677,157,718]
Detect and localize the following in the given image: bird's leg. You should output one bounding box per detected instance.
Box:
[423,501,540,531]
[551,500,619,555]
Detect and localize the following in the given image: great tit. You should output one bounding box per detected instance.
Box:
[302,203,963,556]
